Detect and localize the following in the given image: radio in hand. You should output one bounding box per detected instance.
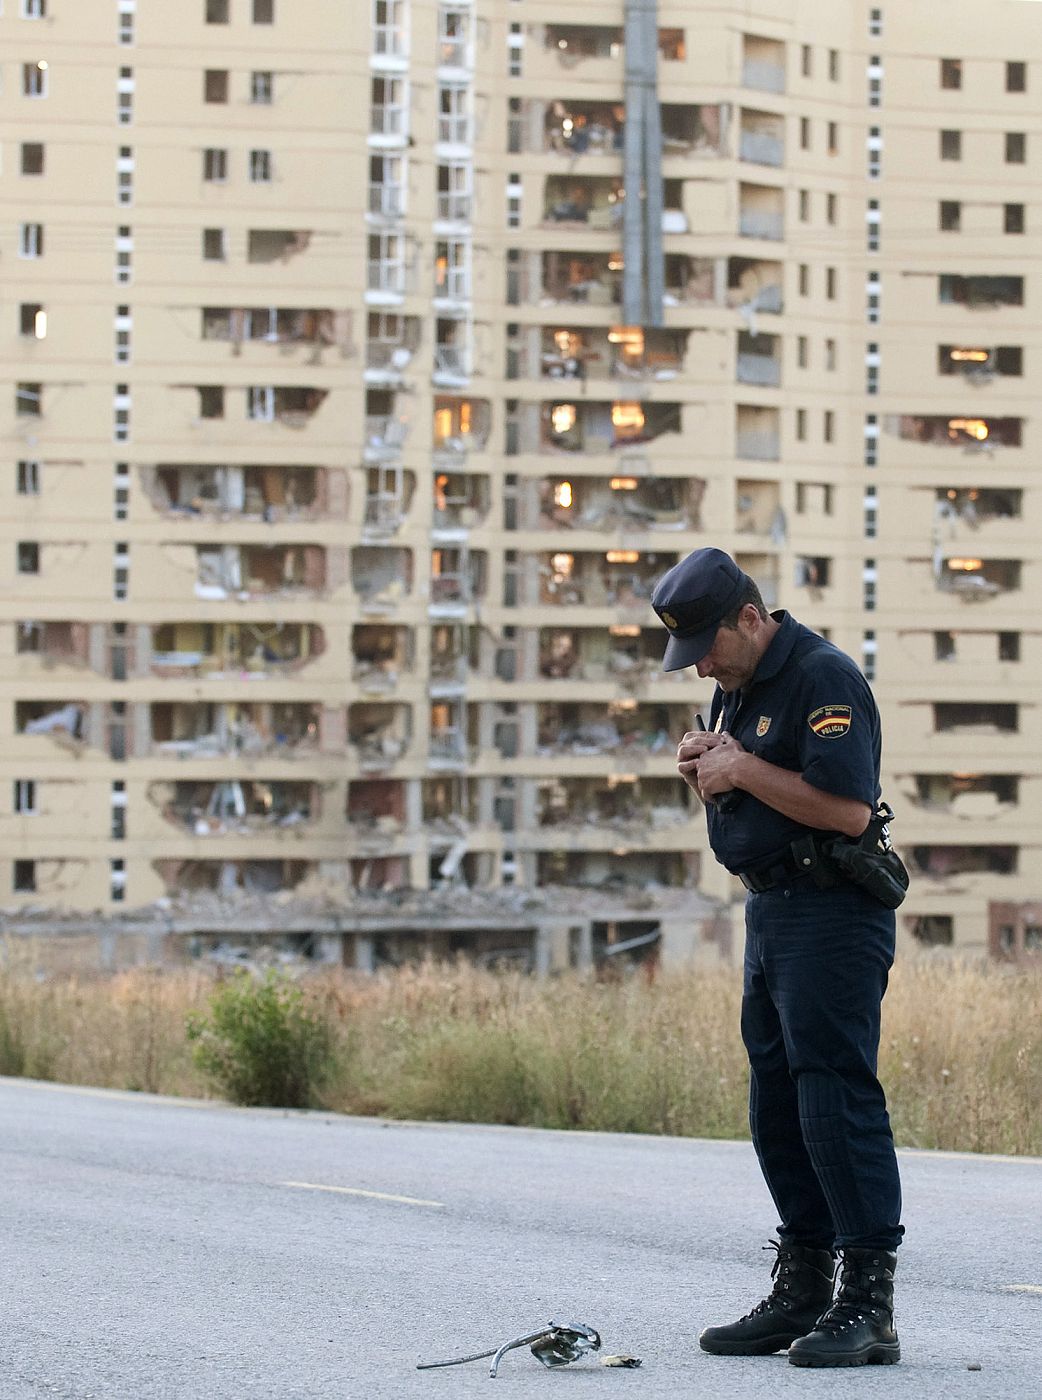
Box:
[694,715,742,814]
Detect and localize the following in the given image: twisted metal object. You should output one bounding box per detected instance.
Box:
[417,1320,602,1378]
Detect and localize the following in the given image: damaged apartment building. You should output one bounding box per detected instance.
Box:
[1,0,1040,970]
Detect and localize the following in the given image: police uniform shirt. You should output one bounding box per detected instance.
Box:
[705,611,882,873]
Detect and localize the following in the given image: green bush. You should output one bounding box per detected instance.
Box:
[186,970,334,1108]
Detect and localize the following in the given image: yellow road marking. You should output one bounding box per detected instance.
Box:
[282,1180,445,1209]
[1004,1284,1042,1295]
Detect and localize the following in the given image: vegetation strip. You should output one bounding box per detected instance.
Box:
[0,959,1039,1156]
[283,1180,444,1208]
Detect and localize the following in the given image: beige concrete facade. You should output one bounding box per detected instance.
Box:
[0,0,1039,968]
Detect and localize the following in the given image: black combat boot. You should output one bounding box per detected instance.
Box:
[788,1247,900,1367]
[699,1242,835,1356]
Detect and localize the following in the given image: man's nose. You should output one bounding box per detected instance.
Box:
[696,656,713,678]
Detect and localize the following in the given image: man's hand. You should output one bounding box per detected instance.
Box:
[677,729,730,796]
[693,734,748,802]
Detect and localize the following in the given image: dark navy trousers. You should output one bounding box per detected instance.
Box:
[741,878,905,1252]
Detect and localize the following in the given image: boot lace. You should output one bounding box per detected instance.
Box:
[739,1241,794,1320]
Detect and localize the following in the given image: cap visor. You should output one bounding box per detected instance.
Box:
[661,626,717,673]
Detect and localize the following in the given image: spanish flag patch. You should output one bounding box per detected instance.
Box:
[808,704,852,739]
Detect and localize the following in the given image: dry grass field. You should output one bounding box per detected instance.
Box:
[1,953,1038,1155]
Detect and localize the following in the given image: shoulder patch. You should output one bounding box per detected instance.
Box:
[808,704,852,739]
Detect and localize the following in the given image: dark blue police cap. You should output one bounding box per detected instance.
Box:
[651,547,751,672]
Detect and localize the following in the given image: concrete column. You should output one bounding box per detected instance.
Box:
[519,627,539,681]
[133,703,151,757]
[571,921,594,972]
[477,775,495,825]
[405,778,423,831]
[517,775,538,829]
[353,935,375,973]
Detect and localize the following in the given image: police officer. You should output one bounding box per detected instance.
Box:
[652,547,904,1369]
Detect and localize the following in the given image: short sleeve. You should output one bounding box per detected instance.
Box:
[796,653,880,805]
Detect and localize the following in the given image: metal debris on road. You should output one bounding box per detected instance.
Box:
[417,1320,602,1378]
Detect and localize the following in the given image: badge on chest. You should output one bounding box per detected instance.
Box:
[756,715,772,738]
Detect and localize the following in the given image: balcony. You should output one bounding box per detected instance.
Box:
[735,552,781,608]
[538,549,678,609]
[935,557,1021,601]
[739,183,784,242]
[429,698,472,768]
[537,326,687,383]
[536,700,683,759]
[348,778,408,846]
[433,396,490,459]
[16,700,86,744]
[538,775,691,833]
[736,405,781,461]
[201,307,343,351]
[365,313,421,385]
[538,251,621,307]
[543,175,687,233]
[910,845,1017,882]
[742,35,786,93]
[736,330,781,387]
[544,25,622,71]
[430,547,487,615]
[933,487,1022,540]
[244,386,329,428]
[933,702,1018,736]
[535,98,724,160]
[150,622,323,678]
[352,624,413,693]
[533,474,700,533]
[911,773,1018,819]
[938,345,1023,382]
[148,465,328,522]
[542,399,682,455]
[150,702,320,758]
[433,470,490,536]
[364,387,409,461]
[887,415,1022,453]
[363,466,415,538]
[156,858,311,897]
[735,478,783,538]
[348,702,411,770]
[247,229,314,265]
[728,257,784,317]
[194,544,327,600]
[352,546,412,613]
[539,625,679,686]
[938,275,1024,310]
[430,622,472,695]
[158,780,316,836]
[739,110,785,167]
[13,620,91,674]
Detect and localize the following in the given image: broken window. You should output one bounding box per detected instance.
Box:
[909,915,953,947]
[933,701,1017,733]
[939,274,1022,307]
[248,229,311,263]
[16,382,42,417]
[940,57,962,89]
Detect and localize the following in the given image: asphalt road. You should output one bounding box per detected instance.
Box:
[0,1077,1039,1400]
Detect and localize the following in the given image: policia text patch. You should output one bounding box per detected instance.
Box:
[807,704,852,739]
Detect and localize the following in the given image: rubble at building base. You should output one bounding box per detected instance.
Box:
[0,882,732,978]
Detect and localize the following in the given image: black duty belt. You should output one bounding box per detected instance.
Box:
[735,836,837,893]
